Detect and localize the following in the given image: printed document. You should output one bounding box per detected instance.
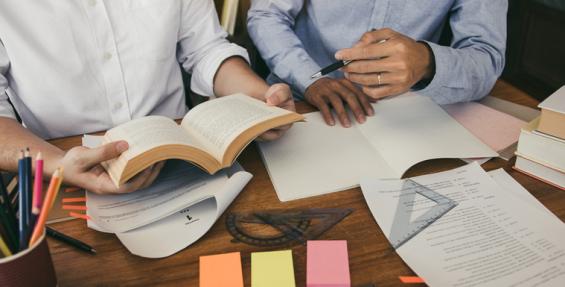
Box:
[361,163,565,287]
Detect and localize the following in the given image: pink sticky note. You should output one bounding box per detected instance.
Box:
[307,240,351,287]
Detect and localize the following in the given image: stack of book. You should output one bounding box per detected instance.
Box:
[514,86,565,189]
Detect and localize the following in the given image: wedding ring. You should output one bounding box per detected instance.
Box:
[377,73,382,86]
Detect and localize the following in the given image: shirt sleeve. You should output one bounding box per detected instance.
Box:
[177,0,250,97]
[416,0,508,104]
[247,0,321,97]
[0,40,16,119]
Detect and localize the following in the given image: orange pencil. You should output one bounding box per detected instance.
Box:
[29,168,63,247]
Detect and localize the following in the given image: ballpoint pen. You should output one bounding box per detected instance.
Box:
[310,39,388,79]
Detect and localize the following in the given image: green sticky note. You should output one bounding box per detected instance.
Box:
[251,250,296,287]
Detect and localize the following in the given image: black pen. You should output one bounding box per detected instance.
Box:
[46,226,97,255]
[310,39,388,79]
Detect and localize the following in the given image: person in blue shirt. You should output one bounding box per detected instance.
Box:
[247,0,507,127]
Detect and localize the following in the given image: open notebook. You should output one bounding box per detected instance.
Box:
[259,94,498,201]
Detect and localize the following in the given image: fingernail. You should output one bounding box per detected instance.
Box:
[335,51,343,60]
[344,121,351,128]
[344,72,349,78]
[116,141,129,152]
[358,116,366,123]
[368,108,375,116]
[329,120,335,126]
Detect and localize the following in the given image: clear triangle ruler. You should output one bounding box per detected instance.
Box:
[389,179,457,250]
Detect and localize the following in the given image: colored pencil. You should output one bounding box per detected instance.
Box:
[24,148,33,229]
[46,226,96,255]
[32,152,44,218]
[29,168,63,247]
[0,175,18,249]
[0,203,18,252]
[18,150,28,250]
[0,234,12,257]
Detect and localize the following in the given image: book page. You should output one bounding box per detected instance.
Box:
[181,94,291,159]
[104,116,204,160]
[258,112,395,202]
[361,163,565,287]
[356,94,497,177]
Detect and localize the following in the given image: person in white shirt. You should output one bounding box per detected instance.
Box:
[0,0,295,194]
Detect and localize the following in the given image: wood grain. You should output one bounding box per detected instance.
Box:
[47,81,565,286]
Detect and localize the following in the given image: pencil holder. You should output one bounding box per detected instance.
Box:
[0,232,57,287]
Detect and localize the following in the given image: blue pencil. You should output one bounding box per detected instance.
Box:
[18,150,29,251]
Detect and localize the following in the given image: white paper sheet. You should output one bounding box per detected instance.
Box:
[361,163,565,287]
[83,135,253,258]
[259,94,497,201]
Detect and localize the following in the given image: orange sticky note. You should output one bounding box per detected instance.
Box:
[200,252,243,287]
[399,276,425,284]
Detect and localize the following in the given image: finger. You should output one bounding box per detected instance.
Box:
[310,96,335,126]
[358,28,396,45]
[342,80,374,116]
[139,162,165,190]
[259,129,283,141]
[116,167,154,194]
[81,141,129,167]
[326,93,351,128]
[333,81,366,123]
[346,71,403,86]
[335,40,395,61]
[341,57,396,74]
[362,85,406,100]
[265,84,292,107]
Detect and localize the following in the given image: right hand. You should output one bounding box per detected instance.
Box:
[304,77,374,127]
[57,141,164,194]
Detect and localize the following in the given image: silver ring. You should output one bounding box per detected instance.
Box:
[377,73,382,86]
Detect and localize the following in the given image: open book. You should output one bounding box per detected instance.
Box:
[102,94,303,187]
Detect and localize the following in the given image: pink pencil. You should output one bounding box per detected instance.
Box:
[31,152,43,216]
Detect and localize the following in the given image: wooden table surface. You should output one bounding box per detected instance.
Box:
[47,81,565,286]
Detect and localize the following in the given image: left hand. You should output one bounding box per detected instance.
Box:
[259,83,296,141]
[335,28,434,100]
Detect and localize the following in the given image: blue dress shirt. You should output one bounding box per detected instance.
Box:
[247,0,508,104]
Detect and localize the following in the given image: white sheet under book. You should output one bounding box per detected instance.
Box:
[83,135,252,258]
[361,163,565,287]
[259,94,497,201]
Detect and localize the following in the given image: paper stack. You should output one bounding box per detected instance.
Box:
[514,86,565,189]
[361,163,565,287]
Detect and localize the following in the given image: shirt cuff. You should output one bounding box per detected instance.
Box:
[415,41,467,104]
[287,59,322,97]
[190,43,250,97]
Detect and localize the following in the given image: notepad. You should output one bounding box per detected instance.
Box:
[307,240,350,287]
[259,94,497,201]
[200,252,243,287]
[251,250,296,287]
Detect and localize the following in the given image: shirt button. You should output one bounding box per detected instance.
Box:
[88,0,97,6]
[103,52,112,60]
[114,102,123,110]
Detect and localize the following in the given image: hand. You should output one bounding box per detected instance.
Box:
[58,141,165,194]
[335,28,434,100]
[304,77,374,127]
[259,83,296,141]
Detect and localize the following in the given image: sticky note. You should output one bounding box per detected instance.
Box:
[200,252,243,287]
[251,250,296,287]
[399,276,425,284]
[307,240,350,287]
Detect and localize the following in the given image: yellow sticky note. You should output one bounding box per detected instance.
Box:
[200,252,243,287]
[251,250,296,287]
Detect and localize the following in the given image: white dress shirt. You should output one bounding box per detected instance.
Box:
[0,0,249,139]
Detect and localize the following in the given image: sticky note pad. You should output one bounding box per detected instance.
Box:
[251,250,296,287]
[307,240,350,287]
[200,252,243,287]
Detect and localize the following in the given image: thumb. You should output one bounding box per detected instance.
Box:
[82,141,129,166]
[265,84,290,106]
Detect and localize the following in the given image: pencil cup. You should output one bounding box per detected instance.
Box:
[0,232,57,287]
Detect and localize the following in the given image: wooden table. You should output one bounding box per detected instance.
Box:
[47,81,565,286]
